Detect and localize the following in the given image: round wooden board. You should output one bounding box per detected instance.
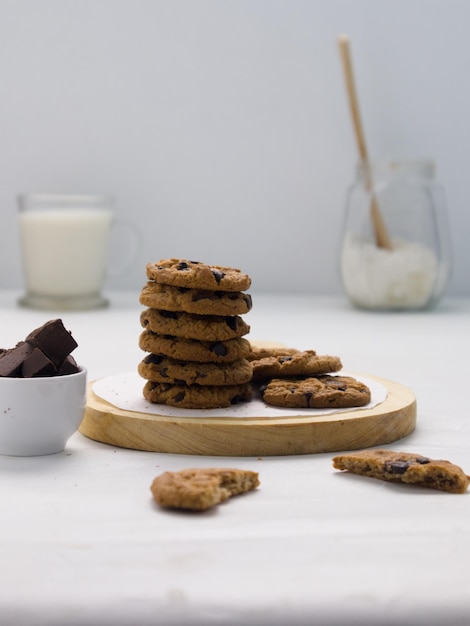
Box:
[79,374,417,456]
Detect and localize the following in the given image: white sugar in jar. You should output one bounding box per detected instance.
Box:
[340,160,452,310]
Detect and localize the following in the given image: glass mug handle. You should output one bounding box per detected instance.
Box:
[106,218,141,279]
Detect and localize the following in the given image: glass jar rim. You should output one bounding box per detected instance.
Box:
[356,159,436,179]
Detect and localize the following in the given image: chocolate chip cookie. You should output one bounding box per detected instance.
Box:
[139,282,253,316]
[260,375,371,408]
[139,330,251,363]
[138,354,252,386]
[143,380,253,409]
[332,449,470,494]
[246,345,300,362]
[140,308,250,341]
[150,467,260,511]
[251,350,342,382]
[146,259,252,292]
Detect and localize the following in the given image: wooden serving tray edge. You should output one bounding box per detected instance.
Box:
[79,374,417,457]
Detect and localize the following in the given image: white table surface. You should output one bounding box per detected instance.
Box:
[1,290,469,626]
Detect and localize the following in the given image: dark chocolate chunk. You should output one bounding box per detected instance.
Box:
[384,460,410,475]
[0,342,34,377]
[243,294,253,309]
[211,342,227,357]
[159,310,178,319]
[0,320,79,378]
[25,319,78,367]
[211,269,225,284]
[57,355,80,375]
[177,261,189,271]
[174,391,185,402]
[144,354,163,365]
[22,348,57,378]
[226,317,237,330]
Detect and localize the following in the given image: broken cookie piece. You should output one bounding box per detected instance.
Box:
[333,449,470,494]
[150,467,260,511]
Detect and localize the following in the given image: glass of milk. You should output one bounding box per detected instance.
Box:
[17,193,135,310]
[340,160,452,310]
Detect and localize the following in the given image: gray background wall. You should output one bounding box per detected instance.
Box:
[0,0,468,296]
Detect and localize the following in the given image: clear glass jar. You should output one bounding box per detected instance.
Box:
[340,159,452,310]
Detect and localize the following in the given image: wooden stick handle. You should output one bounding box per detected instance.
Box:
[338,35,393,250]
[338,35,369,162]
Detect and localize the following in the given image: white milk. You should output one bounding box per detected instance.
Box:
[19,208,112,297]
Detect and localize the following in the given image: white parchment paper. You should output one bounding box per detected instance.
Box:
[92,372,387,419]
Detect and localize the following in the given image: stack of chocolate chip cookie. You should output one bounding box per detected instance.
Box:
[138,259,253,409]
[247,345,371,409]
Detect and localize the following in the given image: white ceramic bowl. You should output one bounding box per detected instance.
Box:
[0,367,87,456]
